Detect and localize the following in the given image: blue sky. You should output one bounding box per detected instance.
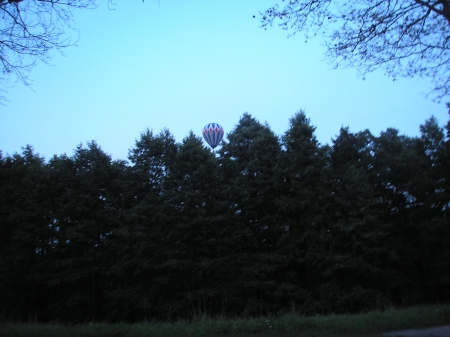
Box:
[1,1,448,161]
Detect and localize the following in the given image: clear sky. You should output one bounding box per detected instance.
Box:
[1,1,448,161]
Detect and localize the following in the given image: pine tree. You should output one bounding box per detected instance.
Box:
[274,111,327,313]
[44,142,124,321]
[119,129,179,321]
[0,146,54,321]
[154,131,229,319]
[371,127,437,305]
[415,116,450,303]
[320,128,396,312]
[218,113,282,316]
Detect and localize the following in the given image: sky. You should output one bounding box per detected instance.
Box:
[1,0,449,162]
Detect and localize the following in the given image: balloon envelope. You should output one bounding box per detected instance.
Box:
[202,123,224,149]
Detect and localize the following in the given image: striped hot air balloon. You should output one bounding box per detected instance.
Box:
[202,123,224,149]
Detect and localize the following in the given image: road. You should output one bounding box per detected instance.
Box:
[383,325,450,337]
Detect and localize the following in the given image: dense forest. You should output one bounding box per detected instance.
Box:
[1,110,450,323]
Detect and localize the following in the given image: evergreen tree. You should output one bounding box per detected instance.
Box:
[128,129,178,202]
[113,129,179,321]
[443,106,450,225]
[275,111,327,313]
[438,108,450,301]
[414,116,450,303]
[321,128,396,312]
[218,113,282,316]
[0,146,53,321]
[2,112,450,322]
[45,142,124,322]
[371,127,439,305]
[153,131,230,319]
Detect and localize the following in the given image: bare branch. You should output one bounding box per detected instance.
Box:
[0,0,100,102]
[260,0,450,101]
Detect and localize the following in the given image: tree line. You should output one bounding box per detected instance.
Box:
[1,110,450,323]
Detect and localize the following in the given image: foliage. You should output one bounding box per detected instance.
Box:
[1,111,450,322]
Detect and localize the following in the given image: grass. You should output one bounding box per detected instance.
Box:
[1,304,450,337]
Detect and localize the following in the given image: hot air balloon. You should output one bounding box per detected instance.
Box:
[202,123,224,149]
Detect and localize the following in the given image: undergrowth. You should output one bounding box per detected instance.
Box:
[1,304,449,337]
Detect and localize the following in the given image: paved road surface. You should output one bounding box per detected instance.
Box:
[383,325,450,337]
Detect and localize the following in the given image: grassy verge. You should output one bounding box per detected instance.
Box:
[1,305,449,337]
